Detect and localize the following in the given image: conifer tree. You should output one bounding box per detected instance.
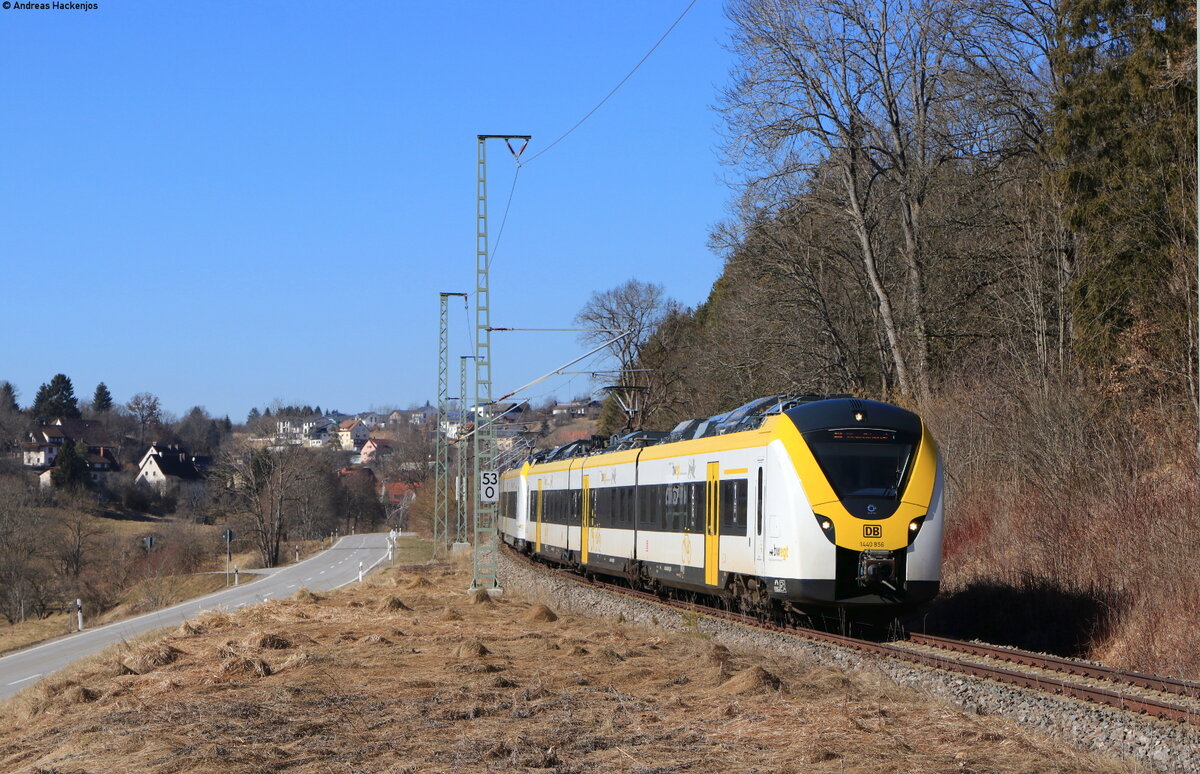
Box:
[51,441,90,489]
[92,382,114,413]
[0,381,18,413]
[30,374,82,421]
[1051,0,1196,381]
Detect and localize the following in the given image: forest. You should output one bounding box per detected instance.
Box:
[597,0,1197,676]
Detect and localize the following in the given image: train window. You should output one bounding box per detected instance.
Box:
[641,485,661,531]
[665,482,689,532]
[804,428,916,501]
[719,480,748,536]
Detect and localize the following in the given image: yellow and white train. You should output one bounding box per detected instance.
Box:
[498,395,944,614]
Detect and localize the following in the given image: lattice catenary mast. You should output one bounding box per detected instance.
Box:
[433,292,466,557]
[472,134,529,592]
[456,354,475,544]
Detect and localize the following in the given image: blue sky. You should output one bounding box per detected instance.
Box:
[1,0,737,422]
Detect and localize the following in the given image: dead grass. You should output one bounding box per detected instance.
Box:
[375,595,412,612]
[0,561,1146,774]
[0,573,258,657]
[0,613,76,656]
[524,603,558,622]
[926,383,1200,679]
[97,572,260,625]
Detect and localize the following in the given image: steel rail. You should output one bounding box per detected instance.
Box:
[907,632,1200,699]
[503,546,1199,725]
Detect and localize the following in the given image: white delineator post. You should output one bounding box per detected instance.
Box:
[358,561,364,583]
[76,598,83,632]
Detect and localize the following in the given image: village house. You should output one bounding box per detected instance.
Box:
[277,416,334,439]
[36,446,121,489]
[355,411,384,429]
[337,466,378,490]
[23,419,121,488]
[23,418,111,468]
[135,448,207,493]
[380,480,419,530]
[406,403,437,427]
[336,419,370,451]
[137,443,211,471]
[439,410,467,440]
[305,423,333,447]
[360,438,394,464]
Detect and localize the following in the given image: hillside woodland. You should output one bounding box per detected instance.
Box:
[600,1,1197,678]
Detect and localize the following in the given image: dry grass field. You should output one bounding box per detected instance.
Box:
[0,557,1142,774]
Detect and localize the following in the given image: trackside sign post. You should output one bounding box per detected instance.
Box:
[221,528,235,586]
[480,471,499,503]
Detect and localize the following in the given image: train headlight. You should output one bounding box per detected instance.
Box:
[814,513,836,544]
[907,515,927,544]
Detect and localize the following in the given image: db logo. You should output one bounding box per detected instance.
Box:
[863,524,882,538]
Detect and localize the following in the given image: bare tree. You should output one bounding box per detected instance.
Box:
[52,504,105,580]
[292,457,339,540]
[126,392,163,445]
[221,444,308,567]
[575,279,681,429]
[0,477,49,623]
[722,0,1024,401]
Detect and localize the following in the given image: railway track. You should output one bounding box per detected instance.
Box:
[504,546,1200,726]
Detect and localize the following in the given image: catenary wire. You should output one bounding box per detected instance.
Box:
[486,164,520,270]
[521,0,699,166]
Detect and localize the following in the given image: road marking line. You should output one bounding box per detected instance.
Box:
[318,570,325,575]
[8,673,42,686]
[286,584,296,589]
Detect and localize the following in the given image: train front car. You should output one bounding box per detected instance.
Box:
[767,398,943,613]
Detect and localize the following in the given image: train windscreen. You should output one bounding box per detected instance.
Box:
[804,428,915,500]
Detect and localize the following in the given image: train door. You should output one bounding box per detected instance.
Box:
[581,474,591,565]
[536,479,544,553]
[705,461,720,586]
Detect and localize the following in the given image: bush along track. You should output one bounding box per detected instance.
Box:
[497,547,1200,773]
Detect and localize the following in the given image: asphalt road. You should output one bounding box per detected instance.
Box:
[0,532,393,701]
